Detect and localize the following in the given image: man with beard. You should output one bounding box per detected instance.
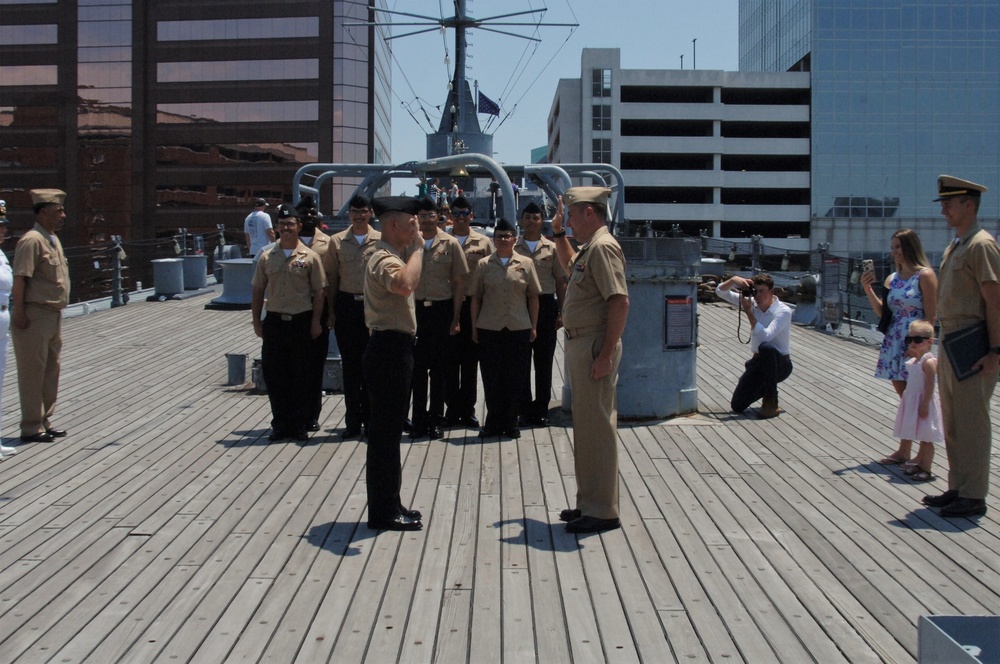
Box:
[251,204,326,442]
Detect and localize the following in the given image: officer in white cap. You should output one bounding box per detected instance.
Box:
[550,186,629,533]
[12,189,70,443]
[924,174,998,518]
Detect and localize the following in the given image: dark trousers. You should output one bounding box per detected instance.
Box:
[307,303,330,423]
[412,299,452,429]
[334,293,370,430]
[446,298,479,420]
[478,327,531,432]
[730,342,793,413]
[521,294,558,420]
[261,312,314,434]
[364,330,414,522]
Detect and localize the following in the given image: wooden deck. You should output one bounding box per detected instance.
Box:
[0,289,998,663]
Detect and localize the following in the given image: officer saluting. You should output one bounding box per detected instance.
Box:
[363,196,425,531]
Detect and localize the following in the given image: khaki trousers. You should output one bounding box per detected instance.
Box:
[11,304,62,436]
[566,331,622,520]
[939,331,996,499]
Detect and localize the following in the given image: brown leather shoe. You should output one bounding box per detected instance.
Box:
[758,396,783,419]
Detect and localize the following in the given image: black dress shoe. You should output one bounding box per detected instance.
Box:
[566,515,621,534]
[292,430,309,442]
[20,432,54,443]
[531,416,549,427]
[268,430,286,442]
[402,418,413,433]
[429,425,444,439]
[503,428,520,439]
[517,416,531,428]
[939,497,988,518]
[45,428,67,437]
[342,425,362,438]
[559,508,581,523]
[478,427,500,439]
[400,507,422,520]
[367,514,423,531]
[922,489,958,507]
[461,415,480,428]
[307,421,321,432]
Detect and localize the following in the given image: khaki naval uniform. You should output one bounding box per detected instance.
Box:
[472,252,540,433]
[938,222,1000,500]
[252,242,326,435]
[561,226,628,520]
[12,222,70,437]
[363,241,417,522]
[411,230,468,432]
[328,227,381,432]
[447,230,494,422]
[515,235,567,421]
[302,230,334,424]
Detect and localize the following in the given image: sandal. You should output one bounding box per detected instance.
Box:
[909,469,935,482]
[879,456,909,465]
[903,463,920,475]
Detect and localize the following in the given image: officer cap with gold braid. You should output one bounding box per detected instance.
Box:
[933,175,988,202]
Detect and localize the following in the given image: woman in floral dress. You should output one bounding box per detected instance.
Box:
[860,229,937,465]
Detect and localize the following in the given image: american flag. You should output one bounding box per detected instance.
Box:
[477,91,500,116]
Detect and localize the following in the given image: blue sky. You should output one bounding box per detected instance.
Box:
[385,0,740,188]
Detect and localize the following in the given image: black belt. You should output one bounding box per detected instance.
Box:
[270,311,311,322]
[371,329,415,340]
[337,291,365,302]
[418,299,449,308]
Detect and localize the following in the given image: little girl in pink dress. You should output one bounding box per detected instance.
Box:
[892,320,943,481]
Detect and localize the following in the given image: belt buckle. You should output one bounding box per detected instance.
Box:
[423,300,432,307]
[354,294,365,301]
[281,314,293,321]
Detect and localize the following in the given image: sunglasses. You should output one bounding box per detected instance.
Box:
[453,209,471,217]
[904,335,929,344]
[494,233,515,240]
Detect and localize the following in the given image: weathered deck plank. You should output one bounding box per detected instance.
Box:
[0,291,998,663]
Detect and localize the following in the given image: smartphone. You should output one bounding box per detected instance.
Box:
[861,259,874,274]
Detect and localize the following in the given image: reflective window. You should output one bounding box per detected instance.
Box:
[592,138,611,163]
[0,24,57,44]
[157,101,319,123]
[0,65,58,86]
[157,18,319,42]
[156,143,318,165]
[157,60,319,83]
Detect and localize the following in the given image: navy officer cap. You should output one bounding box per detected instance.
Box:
[372,196,420,217]
[934,174,988,201]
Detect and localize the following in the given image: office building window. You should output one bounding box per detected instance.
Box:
[593,138,611,163]
[592,104,611,131]
[157,101,319,123]
[157,59,319,83]
[592,68,611,97]
[0,24,57,44]
[0,65,58,86]
[157,17,319,42]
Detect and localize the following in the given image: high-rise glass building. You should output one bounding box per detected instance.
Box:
[740,0,1000,253]
[0,0,391,246]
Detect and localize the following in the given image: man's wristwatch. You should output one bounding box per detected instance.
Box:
[552,229,566,238]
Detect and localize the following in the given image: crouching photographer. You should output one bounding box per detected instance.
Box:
[716,273,793,418]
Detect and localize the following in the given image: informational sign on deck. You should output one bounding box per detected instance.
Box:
[663,295,694,349]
